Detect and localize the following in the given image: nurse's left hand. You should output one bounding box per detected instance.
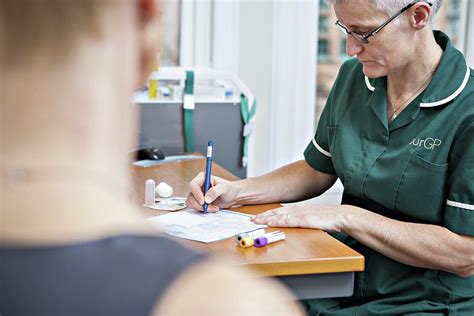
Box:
[251,204,356,233]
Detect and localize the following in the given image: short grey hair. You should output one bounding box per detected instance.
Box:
[326,0,442,24]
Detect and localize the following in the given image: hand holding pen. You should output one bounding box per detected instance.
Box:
[202,141,214,214]
[186,146,240,212]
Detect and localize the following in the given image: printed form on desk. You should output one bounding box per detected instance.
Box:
[147,209,267,243]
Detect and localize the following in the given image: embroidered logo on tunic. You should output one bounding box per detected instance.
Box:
[409,138,442,150]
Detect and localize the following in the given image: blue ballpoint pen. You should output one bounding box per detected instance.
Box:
[202,141,213,214]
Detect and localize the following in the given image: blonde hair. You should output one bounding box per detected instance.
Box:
[0,0,114,67]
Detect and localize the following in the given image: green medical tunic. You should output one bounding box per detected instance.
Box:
[303,31,474,315]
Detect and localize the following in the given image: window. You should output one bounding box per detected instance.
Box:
[319,16,329,33]
[318,39,329,61]
[450,0,460,11]
[340,38,348,57]
[433,0,464,50]
[319,0,328,10]
[315,1,341,123]
[435,0,461,46]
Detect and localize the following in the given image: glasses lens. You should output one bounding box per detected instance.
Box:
[336,21,368,44]
[351,32,368,44]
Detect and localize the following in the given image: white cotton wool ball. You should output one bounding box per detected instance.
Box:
[156,182,173,198]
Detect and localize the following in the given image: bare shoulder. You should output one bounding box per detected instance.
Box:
[152,256,305,315]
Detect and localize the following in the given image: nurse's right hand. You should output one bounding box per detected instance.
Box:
[186,172,239,212]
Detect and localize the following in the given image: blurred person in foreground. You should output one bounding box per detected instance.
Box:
[0,1,303,315]
[186,0,474,314]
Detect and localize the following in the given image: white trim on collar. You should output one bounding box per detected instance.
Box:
[420,63,470,108]
[365,76,375,91]
[312,138,332,157]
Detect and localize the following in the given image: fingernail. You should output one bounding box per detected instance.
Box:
[268,221,275,226]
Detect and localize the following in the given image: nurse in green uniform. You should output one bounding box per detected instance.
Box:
[186,0,474,314]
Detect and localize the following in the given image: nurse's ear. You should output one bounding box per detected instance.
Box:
[409,2,432,30]
[136,0,163,87]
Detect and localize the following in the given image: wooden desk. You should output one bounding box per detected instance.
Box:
[132,157,364,299]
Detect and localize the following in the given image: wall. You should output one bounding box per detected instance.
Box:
[237,1,318,177]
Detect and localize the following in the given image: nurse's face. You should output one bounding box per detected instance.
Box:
[334,0,416,78]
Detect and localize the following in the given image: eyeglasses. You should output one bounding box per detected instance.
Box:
[335,2,432,44]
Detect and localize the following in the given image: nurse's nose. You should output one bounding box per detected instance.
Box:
[346,35,363,57]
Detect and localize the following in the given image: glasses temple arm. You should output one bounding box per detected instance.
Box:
[364,2,417,39]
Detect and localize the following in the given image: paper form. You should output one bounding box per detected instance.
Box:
[147,209,267,243]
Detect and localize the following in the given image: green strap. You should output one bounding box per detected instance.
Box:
[185,70,194,94]
[184,71,195,152]
[240,94,257,167]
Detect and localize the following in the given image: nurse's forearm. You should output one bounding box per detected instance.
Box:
[234,160,337,205]
[343,207,474,277]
